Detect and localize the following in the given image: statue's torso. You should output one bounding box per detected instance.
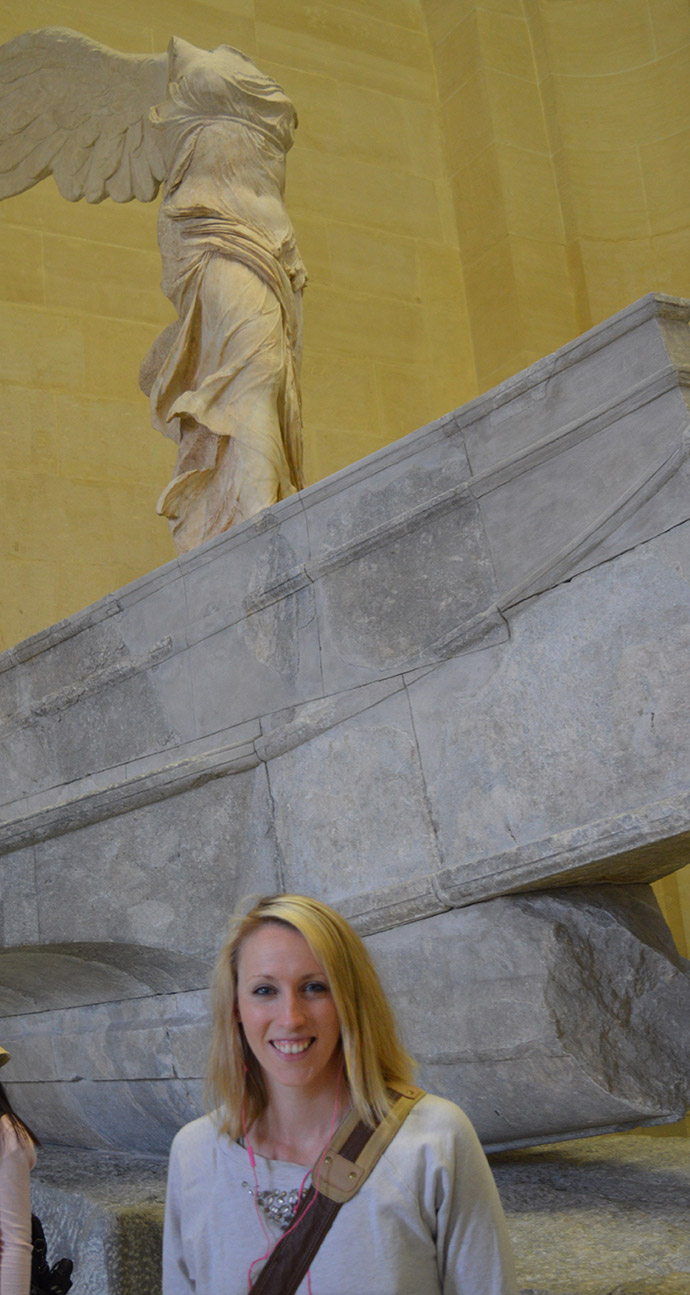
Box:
[156,119,304,303]
[151,43,305,302]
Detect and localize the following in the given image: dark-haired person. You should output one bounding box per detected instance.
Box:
[0,1046,39,1295]
[163,894,518,1295]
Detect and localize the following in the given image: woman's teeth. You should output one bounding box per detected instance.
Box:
[271,1039,312,1055]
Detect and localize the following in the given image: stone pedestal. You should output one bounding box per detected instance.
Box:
[370,886,690,1149]
[31,1150,166,1295]
[2,293,690,1154]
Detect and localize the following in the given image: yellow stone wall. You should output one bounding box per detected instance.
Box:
[424,0,690,388]
[0,2,688,1051]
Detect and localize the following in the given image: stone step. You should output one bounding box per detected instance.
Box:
[30,1133,690,1295]
[31,1148,166,1295]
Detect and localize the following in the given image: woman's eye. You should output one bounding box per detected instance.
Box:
[252,985,276,996]
[304,981,328,995]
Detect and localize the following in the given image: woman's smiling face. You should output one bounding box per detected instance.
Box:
[235,922,342,1097]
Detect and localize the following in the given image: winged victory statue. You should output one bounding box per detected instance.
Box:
[0,28,306,552]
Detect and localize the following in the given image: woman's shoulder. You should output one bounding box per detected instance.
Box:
[169,1111,242,1167]
[373,1094,491,1202]
[389,1094,485,1164]
[0,1113,37,1166]
[170,1112,221,1154]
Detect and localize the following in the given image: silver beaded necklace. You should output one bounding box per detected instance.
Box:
[241,1180,302,1231]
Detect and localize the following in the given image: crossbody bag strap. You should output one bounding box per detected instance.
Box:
[248,1083,424,1295]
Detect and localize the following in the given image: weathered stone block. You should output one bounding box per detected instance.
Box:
[0,845,39,944]
[315,486,504,691]
[407,521,690,867]
[460,296,688,473]
[31,767,279,954]
[178,500,310,631]
[476,387,688,602]
[268,689,442,901]
[3,884,687,1153]
[31,1150,166,1295]
[0,944,211,1152]
[368,886,690,1147]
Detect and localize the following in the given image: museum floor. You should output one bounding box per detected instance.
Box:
[31,1132,690,1295]
[494,1134,690,1294]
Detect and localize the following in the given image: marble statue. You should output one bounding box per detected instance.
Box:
[0,28,306,552]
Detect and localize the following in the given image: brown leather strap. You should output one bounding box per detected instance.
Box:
[247,1177,337,1295]
[249,1085,424,1295]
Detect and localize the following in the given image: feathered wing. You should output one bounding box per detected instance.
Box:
[0,27,169,203]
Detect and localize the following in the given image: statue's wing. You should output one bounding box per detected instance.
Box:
[0,27,169,203]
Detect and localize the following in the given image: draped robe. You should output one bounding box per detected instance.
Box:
[140,42,306,553]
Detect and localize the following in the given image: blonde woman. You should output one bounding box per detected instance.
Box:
[163,894,518,1295]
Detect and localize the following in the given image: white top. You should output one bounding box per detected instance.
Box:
[0,1115,36,1295]
[163,1095,518,1295]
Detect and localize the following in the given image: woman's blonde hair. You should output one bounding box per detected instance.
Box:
[207,893,414,1139]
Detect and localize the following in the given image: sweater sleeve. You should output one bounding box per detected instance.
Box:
[162,1132,196,1295]
[435,1107,519,1295]
[0,1137,34,1295]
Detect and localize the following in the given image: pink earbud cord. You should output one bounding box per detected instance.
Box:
[244,1060,345,1294]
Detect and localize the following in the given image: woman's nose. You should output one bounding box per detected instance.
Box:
[279,991,306,1027]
